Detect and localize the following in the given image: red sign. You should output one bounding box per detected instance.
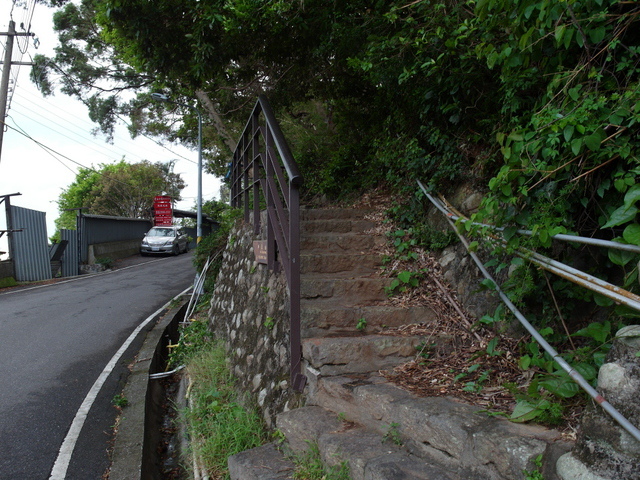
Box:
[154,195,173,226]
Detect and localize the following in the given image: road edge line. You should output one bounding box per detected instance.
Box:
[48,285,193,480]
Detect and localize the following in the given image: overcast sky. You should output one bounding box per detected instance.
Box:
[0,1,222,259]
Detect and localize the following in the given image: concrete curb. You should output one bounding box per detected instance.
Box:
[108,297,188,480]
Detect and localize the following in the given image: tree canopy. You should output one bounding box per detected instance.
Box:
[37,0,640,420]
[36,0,640,258]
[55,160,185,234]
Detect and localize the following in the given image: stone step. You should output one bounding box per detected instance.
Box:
[317,427,455,480]
[301,274,390,304]
[307,374,572,480]
[301,303,438,337]
[302,218,377,235]
[302,334,429,376]
[276,406,457,480]
[228,442,295,479]
[301,232,386,253]
[301,252,381,274]
[301,208,374,221]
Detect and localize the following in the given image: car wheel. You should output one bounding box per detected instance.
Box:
[172,244,180,256]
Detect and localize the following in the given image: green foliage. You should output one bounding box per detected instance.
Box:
[112,393,128,409]
[382,422,403,446]
[41,1,640,359]
[185,340,267,478]
[389,229,419,261]
[55,160,185,235]
[0,277,18,289]
[291,442,350,480]
[454,364,493,393]
[264,317,275,330]
[467,0,640,260]
[38,0,640,236]
[356,318,367,331]
[511,320,614,425]
[95,257,114,269]
[523,454,545,480]
[55,167,101,231]
[193,201,241,292]
[167,317,212,369]
[385,270,424,296]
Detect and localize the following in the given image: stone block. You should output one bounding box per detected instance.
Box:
[303,335,424,375]
[228,442,295,480]
[276,406,342,454]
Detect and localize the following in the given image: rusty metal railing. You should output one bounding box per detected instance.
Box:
[230,95,306,391]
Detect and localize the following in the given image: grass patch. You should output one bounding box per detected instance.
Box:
[291,441,350,480]
[0,276,17,288]
[167,317,213,368]
[184,339,268,479]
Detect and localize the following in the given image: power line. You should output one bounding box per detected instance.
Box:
[1,118,176,207]
[8,114,78,175]
[115,113,198,165]
[2,118,93,170]
[10,97,154,163]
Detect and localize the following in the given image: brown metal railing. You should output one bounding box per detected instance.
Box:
[230,95,306,391]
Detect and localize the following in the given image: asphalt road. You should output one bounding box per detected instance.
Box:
[0,253,195,479]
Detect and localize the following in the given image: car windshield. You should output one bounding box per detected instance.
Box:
[147,228,175,237]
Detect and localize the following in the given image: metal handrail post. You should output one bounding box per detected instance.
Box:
[252,115,261,236]
[243,130,250,223]
[289,183,304,390]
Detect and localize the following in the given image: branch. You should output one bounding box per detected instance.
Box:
[195,90,236,153]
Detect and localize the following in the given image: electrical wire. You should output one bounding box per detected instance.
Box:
[7,114,77,175]
[10,97,157,163]
[1,118,165,205]
[5,0,37,114]
[10,84,200,171]
[115,113,198,166]
[2,114,199,216]
[20,56,199,166]
[1,118,90,170]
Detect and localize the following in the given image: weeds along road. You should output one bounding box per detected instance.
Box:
[0,253,195,480]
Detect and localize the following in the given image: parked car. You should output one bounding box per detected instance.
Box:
[140,226,189,256]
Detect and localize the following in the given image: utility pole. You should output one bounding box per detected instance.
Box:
[0,20,34,162]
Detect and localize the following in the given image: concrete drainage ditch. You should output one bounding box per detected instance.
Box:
[108,296,188,480]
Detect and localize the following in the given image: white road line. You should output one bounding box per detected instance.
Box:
[48,285,193,480]
[0,258,165,296]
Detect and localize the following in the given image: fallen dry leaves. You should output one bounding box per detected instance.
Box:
[349,188,582,433]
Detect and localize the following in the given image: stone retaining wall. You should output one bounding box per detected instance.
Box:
[208,221,303,427]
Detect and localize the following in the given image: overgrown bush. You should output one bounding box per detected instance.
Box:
[193,199,241,294]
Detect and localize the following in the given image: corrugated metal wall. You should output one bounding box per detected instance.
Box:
[78,214,152,263]
[61,229,79,277]
[10,206,52,282]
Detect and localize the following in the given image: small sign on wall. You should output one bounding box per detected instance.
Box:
[253,240,268,264]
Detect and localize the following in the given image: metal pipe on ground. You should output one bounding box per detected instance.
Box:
[417,180,640,443]
[422,183,640,255]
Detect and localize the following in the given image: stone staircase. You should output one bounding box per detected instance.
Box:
[228,208,571,479]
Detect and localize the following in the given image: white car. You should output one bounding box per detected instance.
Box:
[140,226,189,256]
